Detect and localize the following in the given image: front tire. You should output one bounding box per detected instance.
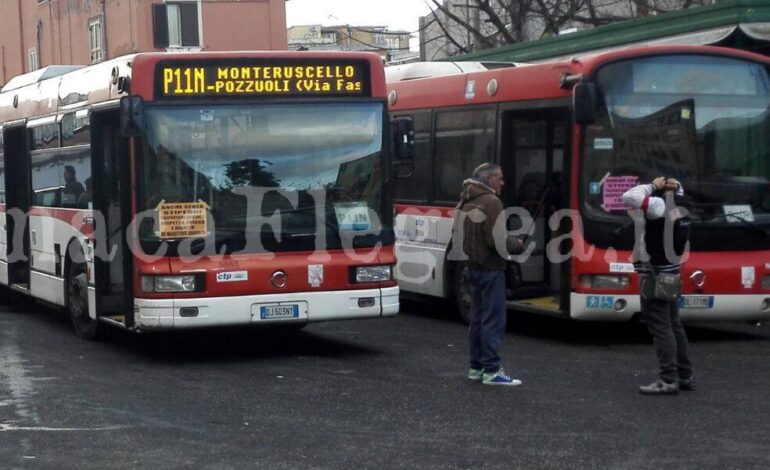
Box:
[67,260,99,340]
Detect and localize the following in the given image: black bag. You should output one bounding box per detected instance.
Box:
[640,271,681,302]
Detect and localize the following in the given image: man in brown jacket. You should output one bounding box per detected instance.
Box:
[454,163,523,386]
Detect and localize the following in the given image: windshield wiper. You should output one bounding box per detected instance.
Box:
[697,212,770,238]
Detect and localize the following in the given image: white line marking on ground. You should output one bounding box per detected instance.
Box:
[0,423,127,432]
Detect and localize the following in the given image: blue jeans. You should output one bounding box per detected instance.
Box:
[467,269,507,373]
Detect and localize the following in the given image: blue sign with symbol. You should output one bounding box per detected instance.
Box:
[589,182,601,194]
[586,295,614,309]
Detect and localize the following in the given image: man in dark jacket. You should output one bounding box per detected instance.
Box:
[454,163,523,386]
[623,176,694,395]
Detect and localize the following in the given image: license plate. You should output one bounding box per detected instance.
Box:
[259,304,300,320]
[679,295,714,308]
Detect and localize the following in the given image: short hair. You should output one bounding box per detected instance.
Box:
[473,163,501,180]
[64,165,76,174]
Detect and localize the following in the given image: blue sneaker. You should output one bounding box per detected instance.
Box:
[468,367,483,382]
[482,369,522,386]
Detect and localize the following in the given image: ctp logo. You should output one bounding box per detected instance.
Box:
[216,271,248,283]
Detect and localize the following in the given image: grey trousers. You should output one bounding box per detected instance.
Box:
[640,281,694,383]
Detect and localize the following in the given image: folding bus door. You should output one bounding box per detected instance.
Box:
[3,124,32,292]
[500,109,569,314]
[90,109,134,328]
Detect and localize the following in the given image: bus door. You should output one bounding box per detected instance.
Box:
[90,110,133,327]
[3,124,32,291]
[500,108,569,309]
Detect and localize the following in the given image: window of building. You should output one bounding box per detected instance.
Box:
[28,48,39,72]
[153,1,200,48]
[89,18,103,64]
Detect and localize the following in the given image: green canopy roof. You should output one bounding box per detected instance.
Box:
[455,0,770,62]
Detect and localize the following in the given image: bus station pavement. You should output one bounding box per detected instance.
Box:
[1,299,769,469]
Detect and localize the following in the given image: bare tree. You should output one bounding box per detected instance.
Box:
[423,0,713,58]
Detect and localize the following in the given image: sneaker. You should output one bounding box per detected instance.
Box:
[679,377,695,392]
[468,367,483,382]
[482,369,522,386]
[639,379,679,395]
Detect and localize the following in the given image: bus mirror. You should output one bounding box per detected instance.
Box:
[392,117,415,161]
[573,83,597,125]
[120,95,145,137]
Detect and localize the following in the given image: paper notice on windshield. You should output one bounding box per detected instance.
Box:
[723,205,754,223]
[157,201,209,239]
[334,202,371,231]
[601,176,638,212]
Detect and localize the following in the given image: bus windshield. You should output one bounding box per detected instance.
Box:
[581,55,770,250]
[137,102,389,253]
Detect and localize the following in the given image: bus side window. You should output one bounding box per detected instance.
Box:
[393,111,431,202]
[433,109,495,203]
[60,114,92,209]
[31,149,62,208]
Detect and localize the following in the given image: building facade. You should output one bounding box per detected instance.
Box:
[288,24,412,62]
[0,0,287,88]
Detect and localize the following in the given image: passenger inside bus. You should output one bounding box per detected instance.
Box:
[62,165,85,207]
[77,177,92,209]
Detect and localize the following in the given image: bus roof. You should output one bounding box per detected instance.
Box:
[385,61,525,82]
[386,45,770,111]
[1,65,84,93]
[0,51,387,123]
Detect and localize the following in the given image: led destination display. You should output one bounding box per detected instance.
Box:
[156,59,370,99]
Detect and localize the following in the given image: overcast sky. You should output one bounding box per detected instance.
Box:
[286,0,434,34]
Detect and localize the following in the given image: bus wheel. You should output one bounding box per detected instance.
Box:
[67,260,99,340]
[453,264,472,324]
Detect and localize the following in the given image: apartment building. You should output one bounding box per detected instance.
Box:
[0,0,287,87]
[288,24,411,62]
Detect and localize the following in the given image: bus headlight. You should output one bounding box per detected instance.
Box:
[354,265,392,283]
[579,274,630,290]
[141,275,197,293]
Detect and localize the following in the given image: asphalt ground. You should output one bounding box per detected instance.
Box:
[1,297,769,469]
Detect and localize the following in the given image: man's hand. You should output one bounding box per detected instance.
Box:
[664,178,681,192]
[506,236,525,255]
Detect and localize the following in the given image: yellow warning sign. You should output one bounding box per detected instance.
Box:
[157,201,209,239]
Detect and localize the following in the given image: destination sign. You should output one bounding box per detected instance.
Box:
[156,59,370,99]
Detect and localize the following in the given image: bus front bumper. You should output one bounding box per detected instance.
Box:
[570,293,770,322]
[133,286,399,330]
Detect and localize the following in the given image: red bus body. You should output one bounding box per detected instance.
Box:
[388,45,770,322]
[0,51,398,337]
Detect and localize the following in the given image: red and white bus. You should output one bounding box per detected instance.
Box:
[387,45,770,323]
[0,51,402,339]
